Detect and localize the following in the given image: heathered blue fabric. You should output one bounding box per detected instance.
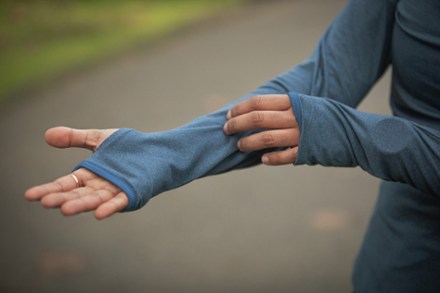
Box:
[291,93,440,196]
[75,0,440,290]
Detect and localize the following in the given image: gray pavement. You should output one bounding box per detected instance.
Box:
[0,0,392,292]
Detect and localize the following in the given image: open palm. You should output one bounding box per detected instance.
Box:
[25,127,128,220]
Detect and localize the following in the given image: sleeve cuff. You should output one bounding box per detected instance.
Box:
[288,92,303,130]
[73,160,142,211]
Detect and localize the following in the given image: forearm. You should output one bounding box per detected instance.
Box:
[291,93,440,196]
[74,86,285,211]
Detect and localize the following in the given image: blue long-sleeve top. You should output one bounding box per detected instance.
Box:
[76,0,440,210]
[75,0,440,291]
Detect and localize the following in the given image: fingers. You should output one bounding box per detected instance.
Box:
[94,193,129,220]
[40,186,93,207]
[38,184,127,218]
[45,127,117,151]
[224,110,296,135]
[60,189,117,216]
[25,169,92,201]
[262,147,299,166]
[233,122,299,165]
[25,167,128,219]
[227,94,291,119]
[237,129,299,152]
[224,94,298,135]
[224,94,301,165]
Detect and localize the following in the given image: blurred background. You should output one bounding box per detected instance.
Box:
[0,0,243,103]
[0,0,391,292]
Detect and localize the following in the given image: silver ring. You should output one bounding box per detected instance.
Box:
[70,173,81,188]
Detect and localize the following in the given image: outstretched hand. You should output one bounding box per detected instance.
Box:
[25,127,128,220]
[223,94,300,165]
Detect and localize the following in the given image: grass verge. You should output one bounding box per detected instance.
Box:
[0,0,243,103]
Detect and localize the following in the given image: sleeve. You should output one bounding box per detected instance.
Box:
[74,112,264,211]
[269,0,397,105]
[290,92,440,197]
[74,0,401,211]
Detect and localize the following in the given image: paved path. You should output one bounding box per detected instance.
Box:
[0,0,392,292]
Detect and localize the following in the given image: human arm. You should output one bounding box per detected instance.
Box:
[225,94,440,196]
[26,0,401,216]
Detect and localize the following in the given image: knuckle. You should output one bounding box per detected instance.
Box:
[249,111,265,126]
[261,133,275,147]
[250,95,264,110]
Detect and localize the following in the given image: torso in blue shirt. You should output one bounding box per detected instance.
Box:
[391,0,440,129]
[354,1,440,291]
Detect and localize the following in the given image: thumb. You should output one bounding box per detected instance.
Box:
[45,127,118,151]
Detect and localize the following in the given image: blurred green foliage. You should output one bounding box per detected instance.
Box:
[0,0,242,103]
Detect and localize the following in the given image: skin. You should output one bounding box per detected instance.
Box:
[25,94,299,219]
[24,127,128,220]
[223,94,300,165]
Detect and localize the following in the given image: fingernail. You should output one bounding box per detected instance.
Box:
[223,123,229,134]
[226,110,231,120]
[262,155,269,164]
